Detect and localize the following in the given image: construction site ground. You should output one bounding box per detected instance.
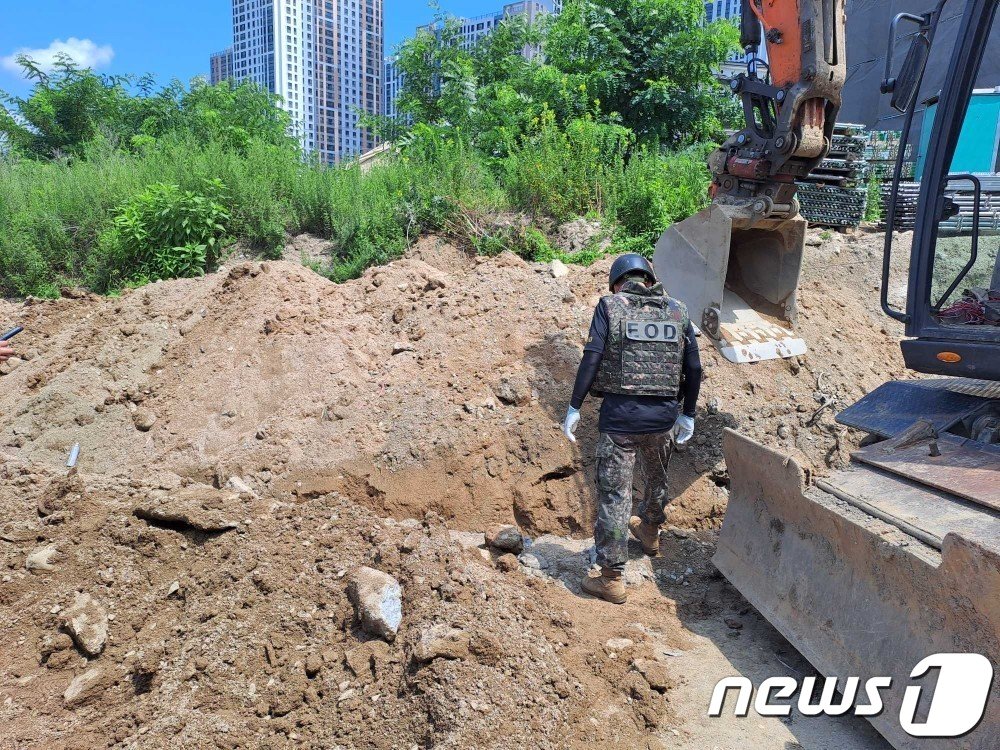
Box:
[0,226,915,749]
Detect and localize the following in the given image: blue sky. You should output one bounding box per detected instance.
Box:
[0,1,493,97]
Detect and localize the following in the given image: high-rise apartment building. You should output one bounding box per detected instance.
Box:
[383,56,402,121]
[224,0,383,163]
[210,47,235,84]
[384,1,557,120]
[705,0,765,75]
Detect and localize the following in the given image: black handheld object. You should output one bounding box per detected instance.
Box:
[1,326,23,341]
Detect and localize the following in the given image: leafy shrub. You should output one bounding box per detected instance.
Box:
[609,145,712,242]
[865,177,883,223]
[86,179,229,290]
[502,113,632,222]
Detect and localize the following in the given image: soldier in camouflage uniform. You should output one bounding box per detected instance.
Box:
[562,254,703,604]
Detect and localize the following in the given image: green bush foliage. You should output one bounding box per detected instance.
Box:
[865,176,884,223]
[87,179,229,290]
[609,145,713,241]
[501,113,632,221]
[0,0,731,296]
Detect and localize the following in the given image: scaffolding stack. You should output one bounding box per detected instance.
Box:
[797,123,870,228]
[864,130,915,181]
[883,178,1000,234]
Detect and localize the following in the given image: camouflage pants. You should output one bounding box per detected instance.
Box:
[594,431,674,572]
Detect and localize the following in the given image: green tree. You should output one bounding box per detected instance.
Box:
[0,55,140,157]
[137,78,295,154]
[384,0,739,151]
[394,12,477,129]
[546,0,741,146]
[1,56,294,160]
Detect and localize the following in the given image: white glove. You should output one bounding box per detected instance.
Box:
[673,415,695,445]
[562,406,581,443]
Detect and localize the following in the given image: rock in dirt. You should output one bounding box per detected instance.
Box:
[724,617,744,631]
[64,667,109,706]
[25,544,61,572]
[226,476,257,496]
[518,552,545,570]
[0,521,38,543]
[132,408,157,432]
[343,640,390,683]
[347,567,402,641]
[550,259,569,279]
[485,524,523,553]
[413,624,471,663]
[605,638,635,654]
[61,592,108,657]
[555,218,607,253]
[493,375,532,407]
[495,553,520,573]
[0,357,24,375]
[133,486,240,534]
[304,653,323,678]
[448,530,486,550]
[632,659,673,692]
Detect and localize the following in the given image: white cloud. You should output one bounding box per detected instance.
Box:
[1,38,115,75]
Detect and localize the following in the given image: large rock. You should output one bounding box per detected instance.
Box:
[632,658,674,692]
[132,408,157,432]
[64,667,109,706]
[61,592,108,657]
[554,218,609,253]
[485,524,523,553]
[493,375,532,407]
[25,544,61,572]
[347,567,402,642]
[133,485,240,534]
[413,624,470,663]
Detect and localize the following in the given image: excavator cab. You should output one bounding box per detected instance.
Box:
[715,2,1000,748]
[879,1,1000,383]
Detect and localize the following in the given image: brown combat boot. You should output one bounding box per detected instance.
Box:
[582,568,627,605]
[629,516,661,557]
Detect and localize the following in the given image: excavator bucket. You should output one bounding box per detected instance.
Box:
[715,429,1000,749]
[653,204,808,363]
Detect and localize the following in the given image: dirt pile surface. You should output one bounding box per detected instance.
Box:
[0,229,911,749]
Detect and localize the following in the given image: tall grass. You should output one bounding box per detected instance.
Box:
[0,135,506,295]
[0,127,711,297]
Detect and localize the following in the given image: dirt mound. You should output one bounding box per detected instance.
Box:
[0,229,912,748]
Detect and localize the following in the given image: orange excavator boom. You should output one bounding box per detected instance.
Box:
[653,0,846,364]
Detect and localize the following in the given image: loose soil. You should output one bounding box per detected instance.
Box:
[0,227,911,749]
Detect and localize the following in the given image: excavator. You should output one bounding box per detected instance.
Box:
[654,0,846,363]
[655,1,1000,748]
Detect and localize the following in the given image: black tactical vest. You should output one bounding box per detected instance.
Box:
[592,281,689,398]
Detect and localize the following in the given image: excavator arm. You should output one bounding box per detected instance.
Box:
[653,0,847,364]
[711,0,847,220]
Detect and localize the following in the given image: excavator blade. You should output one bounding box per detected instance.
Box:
[653,204,808,364]
[715,429,1000,749]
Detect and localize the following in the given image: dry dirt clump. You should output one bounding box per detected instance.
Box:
[0,229,913,748]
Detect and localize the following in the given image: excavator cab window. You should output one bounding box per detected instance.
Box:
[882,0,1000,345]
[924,5,1000,329]
[929,176,1000,326]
